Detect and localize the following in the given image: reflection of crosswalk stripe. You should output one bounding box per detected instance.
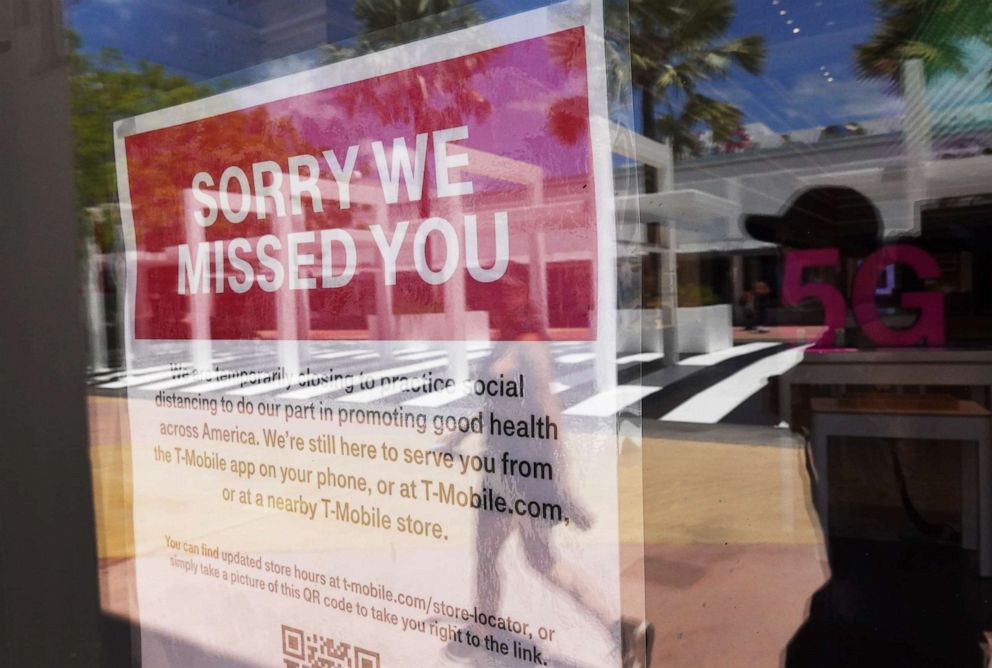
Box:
[179,372,271,394]
[96,362,199,387]
[140,371,233,391]
[403,374,574,408]
[100,368,188,389]
[616,352,663,365]
[394,350,448,361]
[99,342,803,425]
[312,349,371,360]
[563,385,661,417]
[126,363,185,375]
[228,375,315,396]
[557,352,596,364]
[662,346,808,424]
[403,383,474,407]
[679,342,778,366]
[90,371,123,383]
[393,345,429,355]
[282,352,489,402]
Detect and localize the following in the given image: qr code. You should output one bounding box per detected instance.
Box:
[282,625,380,668]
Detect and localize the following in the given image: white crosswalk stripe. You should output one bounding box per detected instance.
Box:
[557,352,597,364]
[92,340,803,425]
[403,384,474,408]
[679,341,779,366]
[139,371,233,391]
[229,375,318,397]
[616,352,664,364]
[394,350,449,361]
[662,346,808,424]
[178,372,273,394]
[280,352,490,402]
[564,385,661,417]
[312,349,372,360]
[99,367,190,389]
[332,352,491,403]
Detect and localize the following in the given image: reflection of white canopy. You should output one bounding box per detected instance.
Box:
[796,154,992,231]
[617,189,740,223]
[798,157,992,201]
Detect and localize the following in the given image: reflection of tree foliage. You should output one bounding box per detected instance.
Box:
[350,0,481,48]
[68,30,321,250]
[617,0,766,160]
[542,29,591,146]
[324,0,491,130]
[854,0,992,90]
[545,25,587,75]
[68,30,212,250]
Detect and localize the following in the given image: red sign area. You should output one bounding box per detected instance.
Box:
[123,28,598,341]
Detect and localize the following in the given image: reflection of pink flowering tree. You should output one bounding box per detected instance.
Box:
[544,29,590,146]
[546,96,589,146]
[723,125,753,153]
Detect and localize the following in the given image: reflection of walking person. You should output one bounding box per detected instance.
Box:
[740,281,771,333]
[742,188,988,665]
[443,272,653,667]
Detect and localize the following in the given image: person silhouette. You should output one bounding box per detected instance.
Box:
[441,267,653,667]
[744,186,882,348]
[742,187,987,666]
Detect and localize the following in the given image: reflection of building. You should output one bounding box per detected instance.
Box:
[666,121,992,340]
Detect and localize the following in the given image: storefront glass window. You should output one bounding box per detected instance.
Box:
[4,0,991,665]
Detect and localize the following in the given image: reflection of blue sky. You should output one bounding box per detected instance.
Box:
[65,0,990,132]
[699,0,890,131]
[927,40,992,126]
[65,0,357,80]
[708,0,992,133]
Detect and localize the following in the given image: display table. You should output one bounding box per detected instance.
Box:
[779,349,992,425]
[810,396,992,576]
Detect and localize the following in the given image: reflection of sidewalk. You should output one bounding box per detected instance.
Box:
[733,325,826,344]
[635,423,827,667]
[643,542,824,667]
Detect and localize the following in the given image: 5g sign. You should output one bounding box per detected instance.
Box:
[783,245,945,348]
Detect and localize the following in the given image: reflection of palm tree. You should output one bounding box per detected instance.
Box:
[623,0,766,161]
[854,0,992,90]
[326,1,491,147]
[547,96,589,146]
[326,0,483,70]
[338,1,767,162]
[326,1,492,218]
[350,0,481,48]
